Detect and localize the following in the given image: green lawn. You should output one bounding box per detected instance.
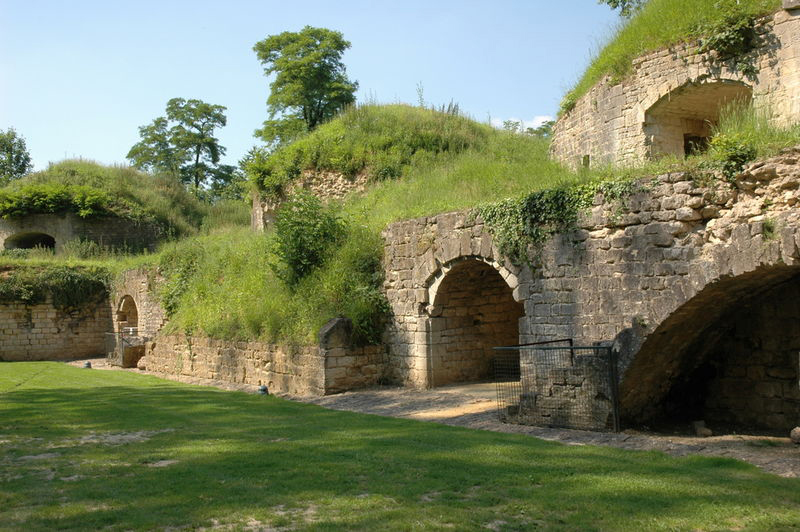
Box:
[2,363,799,531]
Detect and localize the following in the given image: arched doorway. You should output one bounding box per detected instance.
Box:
[116,295,139,332]
[427,259,524,387]
[4,232,56,250]
[644,80,753,158]
[620,266,800,434]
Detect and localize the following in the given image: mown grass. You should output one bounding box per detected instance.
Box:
[1,362,799,531]
[561,0,781,114]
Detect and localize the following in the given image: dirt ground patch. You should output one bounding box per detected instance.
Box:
[68,358,800,478]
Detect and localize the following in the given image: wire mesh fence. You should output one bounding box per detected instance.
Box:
[493,341,620,432]
[105,328,147,368]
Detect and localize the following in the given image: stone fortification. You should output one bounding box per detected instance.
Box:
[139,319,386,395]
[551,7,800,168]
[251,170,369,230]
[381,148,800,430]
[0,295,111,361]
[111,269,166,338]
[0,213,163,252]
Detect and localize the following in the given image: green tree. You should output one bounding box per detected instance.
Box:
[0,128,33,183]
[127,98,231,191]
[253,26,358,147]
[599,0,645,17]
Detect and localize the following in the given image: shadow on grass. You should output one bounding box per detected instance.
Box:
[2,364,800,530]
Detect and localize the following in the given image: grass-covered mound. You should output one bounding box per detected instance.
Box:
[3,362,800,530]
[160,106,582,344]
[561,0,781,114]
[2,160,209,238]
[248,104,496,197]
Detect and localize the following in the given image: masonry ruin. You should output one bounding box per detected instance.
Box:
[0,213,163,253]
[551,5,800,168]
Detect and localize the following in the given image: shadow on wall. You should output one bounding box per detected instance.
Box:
[619,265,800,433]
[644,80,753,159]
[426,259,524,387]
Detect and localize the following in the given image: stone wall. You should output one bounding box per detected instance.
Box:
[551,8,800,168]
[0,295,111,361]
[110,269,166,338]
[381,148,800,430]
[0,213,163,253]
[251,170,369,231]
[689,279,800,431]
[139,318,386,395]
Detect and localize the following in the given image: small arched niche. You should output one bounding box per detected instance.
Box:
[4,232,56,250]
[644,80,753,158]
[427,259,524,387]
[116,295,139,332]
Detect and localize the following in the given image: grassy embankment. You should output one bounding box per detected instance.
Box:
[3,101,800,344]
[560,0,781,114]
[0,160,250,308]
[123,101,800,345]
[2,362,799,531]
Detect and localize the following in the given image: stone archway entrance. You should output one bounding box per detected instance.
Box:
[426,259,524,387]
[4,232,56,250]
[116,295,138,332]
[621,266,800,434]
[644,80,753,158]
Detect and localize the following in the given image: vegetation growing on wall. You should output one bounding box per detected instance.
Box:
[476,178,638,265]
[708,101,800,178]
[560,0,780,115]
[0,264,109,308]
[2,160,249,236]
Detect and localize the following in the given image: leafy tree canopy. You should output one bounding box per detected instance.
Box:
[253,26,358,148]
[0,128,33,184]
[599,0,646,17]
[127,98,233,193]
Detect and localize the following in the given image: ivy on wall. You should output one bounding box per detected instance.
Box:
[476,178,638,265]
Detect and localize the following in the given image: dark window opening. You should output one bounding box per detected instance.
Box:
[684,134,710,157]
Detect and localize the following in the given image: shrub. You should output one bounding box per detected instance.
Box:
[708,132,758,179]
[271,192,345,285]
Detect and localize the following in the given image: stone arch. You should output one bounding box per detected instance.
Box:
[116,295,139,332]
[425,255,522,307]
[643,79,753,158]
[620,264,800,433]
[4,232,56,250]
[423,257,524,387]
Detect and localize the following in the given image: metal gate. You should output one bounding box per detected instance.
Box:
[493,340,620,432]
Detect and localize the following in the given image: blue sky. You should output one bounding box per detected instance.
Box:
[0,1,620,171]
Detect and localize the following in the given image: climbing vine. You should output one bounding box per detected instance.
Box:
[476,177,638,265]
[696,1,760,75]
